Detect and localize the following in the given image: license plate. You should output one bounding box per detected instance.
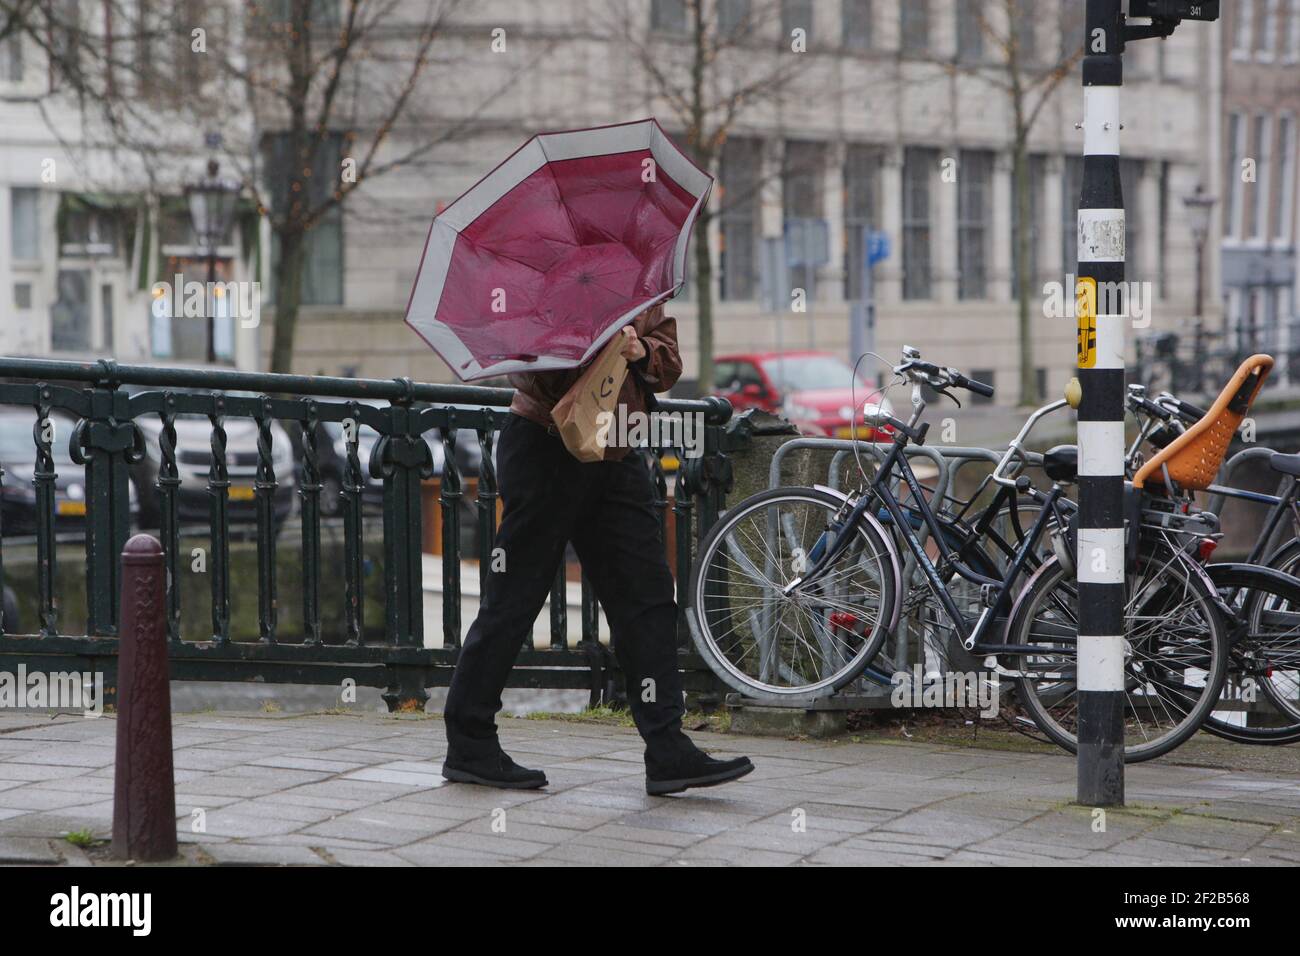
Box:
[56,500,87,516]
[228,485,255,501]
[833,426,875,439]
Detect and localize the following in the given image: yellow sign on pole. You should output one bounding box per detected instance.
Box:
[1076,276,1097,369]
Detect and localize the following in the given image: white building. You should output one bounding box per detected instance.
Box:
[3,1,1224,407]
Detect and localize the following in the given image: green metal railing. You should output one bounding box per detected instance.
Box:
[0,357,733,709]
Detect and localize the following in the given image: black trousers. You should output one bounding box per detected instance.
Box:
[444,414,689,762]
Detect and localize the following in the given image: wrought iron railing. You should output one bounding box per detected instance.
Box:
[0,357,734,710]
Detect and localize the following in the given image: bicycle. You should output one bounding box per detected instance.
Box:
[687,346,1230,761]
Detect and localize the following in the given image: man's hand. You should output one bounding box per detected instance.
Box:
[619,326,647,362]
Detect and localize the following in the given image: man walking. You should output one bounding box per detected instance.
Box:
[442,303,754,796]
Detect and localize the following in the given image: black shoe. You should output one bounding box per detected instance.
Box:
[646,747,754,796]
[441,750,548,790]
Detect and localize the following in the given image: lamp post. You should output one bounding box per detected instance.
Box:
[1183,185,1217,390]
[185,159,240,364]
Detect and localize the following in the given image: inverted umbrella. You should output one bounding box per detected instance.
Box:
[405,118,713,381]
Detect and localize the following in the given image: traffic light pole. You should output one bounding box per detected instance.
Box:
[1072,0,1219,808]
[1075,0,1127,808]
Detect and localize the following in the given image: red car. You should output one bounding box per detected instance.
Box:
[713,351,891,438]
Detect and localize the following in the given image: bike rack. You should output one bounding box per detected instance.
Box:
[754,437,1041,702]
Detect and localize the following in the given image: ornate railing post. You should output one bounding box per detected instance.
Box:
[32,391,59,637]
[376,379,433,710]
[299,403,323,645]
[342,401,367,645]
[207,396,232,643]
[73,365,139,636]
[439,416,463,648]
[156,395,183,643]
[254,396,279,643]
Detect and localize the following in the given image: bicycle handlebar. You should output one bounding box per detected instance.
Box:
[1159,395,1208,424]
[894,348,995,399]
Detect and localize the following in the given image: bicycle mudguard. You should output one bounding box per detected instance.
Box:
[1204,562,1300,620]
[812,484,904,634]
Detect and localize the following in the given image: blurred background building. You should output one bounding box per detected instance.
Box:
[0,1,1294,408]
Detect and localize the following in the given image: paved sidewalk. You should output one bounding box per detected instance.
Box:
[1,711,1298,866]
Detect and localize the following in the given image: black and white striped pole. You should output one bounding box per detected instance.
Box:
[1075,0,1127,808]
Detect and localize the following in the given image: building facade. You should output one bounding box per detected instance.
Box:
[3,1,1226,408]
[1220,0,1300,384]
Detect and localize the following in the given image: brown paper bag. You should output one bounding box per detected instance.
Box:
[551,333,629,462]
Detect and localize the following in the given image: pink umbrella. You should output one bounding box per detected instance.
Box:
[405,118,713,381]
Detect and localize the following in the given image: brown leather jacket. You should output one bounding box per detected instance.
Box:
[508,304,683,460]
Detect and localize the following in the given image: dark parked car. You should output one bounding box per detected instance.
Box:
[127,388,297,529]
[0,409,139,536]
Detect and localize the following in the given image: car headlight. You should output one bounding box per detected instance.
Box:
[783,402,819,422]
[66,482,85,501]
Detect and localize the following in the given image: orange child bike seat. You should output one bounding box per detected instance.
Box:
[1133,354,1273,493]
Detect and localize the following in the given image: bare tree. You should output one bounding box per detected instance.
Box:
[607,0,810,394]
[6,0,553,375]
[953,0,1083,406]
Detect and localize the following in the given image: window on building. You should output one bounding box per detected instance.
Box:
[1119,158,1142,280]
[1058,0,1084,59]
[10,188,41,261]
[1225,112,1246,239]
[718,0,751,36]
[1158,161,1170,298]
[956,0,983,61]
[1061,154,1083,269]
[1010,155,1045,296]
[901,0,929,54]
[0,32,22,81]
[958,150,992,300]
[720,137,761,301]
[1012,0,1036,63]
[46,0,81,91]
[783,140,824,298]
[50,269,92,352]
[1278,115,1296,244]
[1234,0,1256,55]
[1288,0,1300,60]
[902,147,935,300]
[101,283,115,353]
[844,145,880,300]
[782,0,813,42]
[842,0,871,51]
[651,0,688,33]
[1252,114,1272,241]
[1261,0,1281,58]
[263,131,345,306]
[261,0,341,25]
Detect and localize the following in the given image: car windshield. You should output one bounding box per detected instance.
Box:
[761,355,864,392]
[0,417,76,464]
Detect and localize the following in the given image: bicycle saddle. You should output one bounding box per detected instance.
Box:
[1270,452,1300,477]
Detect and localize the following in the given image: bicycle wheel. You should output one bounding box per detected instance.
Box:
[1199,564,1300,744]
[1007,542,1229,762]
[687,486,898,700]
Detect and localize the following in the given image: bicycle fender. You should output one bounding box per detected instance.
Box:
[812,484,903,633]
[1005,553,1062,645]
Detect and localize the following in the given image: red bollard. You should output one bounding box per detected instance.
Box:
[112,534,177,861]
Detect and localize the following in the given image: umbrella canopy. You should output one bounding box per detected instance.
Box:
[405,119,713,381]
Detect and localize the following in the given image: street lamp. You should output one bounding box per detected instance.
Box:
[1183,184,1217,389]
[185,158,240,363]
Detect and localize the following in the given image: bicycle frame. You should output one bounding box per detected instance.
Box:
[794,424,1075,658]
